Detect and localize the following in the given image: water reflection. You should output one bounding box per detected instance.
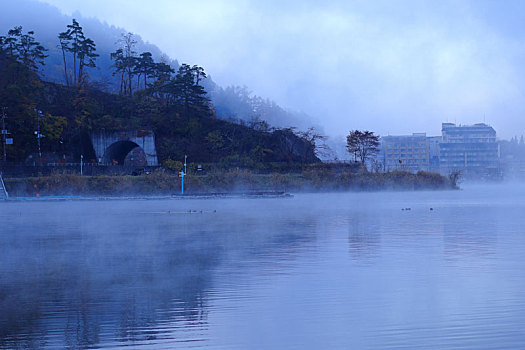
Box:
[2,188,525,349]
[0,200,322,348]
[442,207,498,259]
[0,207,220,348]
[348,216,381,261]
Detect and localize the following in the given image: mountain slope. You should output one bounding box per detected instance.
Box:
[0,0,320,132]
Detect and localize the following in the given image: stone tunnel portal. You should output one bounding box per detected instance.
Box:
[91,130,159,166]
[103,140,147,166]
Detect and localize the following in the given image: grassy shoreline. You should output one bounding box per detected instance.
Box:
[3,169,457,197]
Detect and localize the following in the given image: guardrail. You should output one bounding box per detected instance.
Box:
[0,173,8,199]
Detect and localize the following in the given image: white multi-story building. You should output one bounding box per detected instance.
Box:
[439,123,499,176]
[381,133,430,172]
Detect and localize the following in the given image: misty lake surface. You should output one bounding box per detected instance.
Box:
[2,185,525,349]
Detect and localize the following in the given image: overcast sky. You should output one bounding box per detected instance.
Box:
[33,0,525,138]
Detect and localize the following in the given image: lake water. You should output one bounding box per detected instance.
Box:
[2,185,525,349]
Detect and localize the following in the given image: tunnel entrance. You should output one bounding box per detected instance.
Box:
[103,141,148,166]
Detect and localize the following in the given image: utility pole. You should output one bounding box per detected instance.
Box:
[1,108,8,163]
[34,109,44,160]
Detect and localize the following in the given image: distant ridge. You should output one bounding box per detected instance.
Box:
[0,0,320,132]
[0,0,178,88]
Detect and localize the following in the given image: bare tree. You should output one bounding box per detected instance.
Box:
[298,127,329,162]
[111,32,137,95]
[120,32,137,95]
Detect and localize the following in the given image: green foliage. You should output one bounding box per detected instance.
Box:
[0,43,43,160]
[134,52,155,90]
[0,25,320,166]
[59,19,98,86]
[0,26,47,71]
[41,113,67,142]
[163,158,183,171]
[110,32,180,97]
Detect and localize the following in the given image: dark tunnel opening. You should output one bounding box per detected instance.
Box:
[103,141,145,165]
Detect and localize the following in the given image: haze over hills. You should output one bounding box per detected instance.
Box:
[0,0,322,140]
[22,0,525,141]
[0,0,176,85]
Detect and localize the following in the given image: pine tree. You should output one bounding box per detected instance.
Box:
[60,19,98,86]
[18,30,47,70]
[77,37,98,85]
[58,30,71,86]
[111,33,139,95]
[171,64,210,115]
[0,26,47,71]
[66,19,85,86]
[110,48,126,94]
[134,52,155,90]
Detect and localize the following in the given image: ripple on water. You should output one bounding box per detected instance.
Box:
[2,187,525,349]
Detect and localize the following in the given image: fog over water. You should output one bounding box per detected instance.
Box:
[2,3,525,346]
[2,185,525,348]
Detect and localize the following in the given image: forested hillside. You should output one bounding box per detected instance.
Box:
[0,23,320,166]
[0,0,319,131]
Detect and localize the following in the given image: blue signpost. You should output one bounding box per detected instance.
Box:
[179,155,188,195]
[179,170,185,194]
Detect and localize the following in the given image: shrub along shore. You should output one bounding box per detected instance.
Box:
[3,169,458,197]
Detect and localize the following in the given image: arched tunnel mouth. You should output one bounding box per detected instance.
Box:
[103,140,147,166]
